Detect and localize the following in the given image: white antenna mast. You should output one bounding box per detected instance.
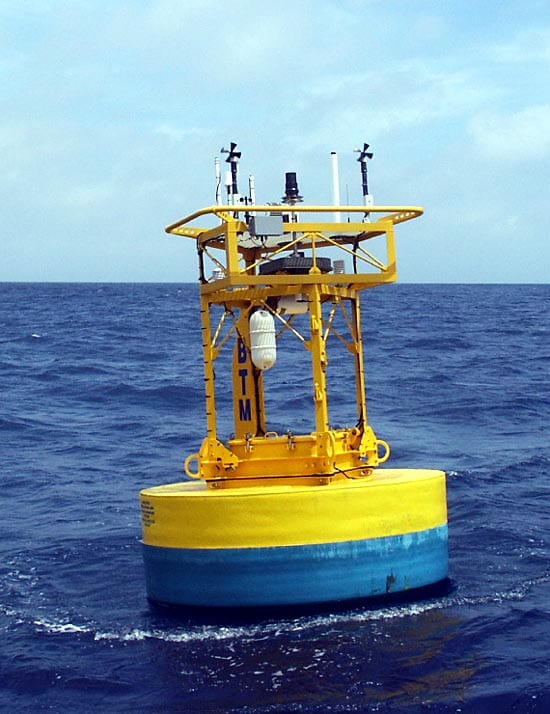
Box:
[248,174,256,205]
[224,171,232,204]
[330,151,341,222]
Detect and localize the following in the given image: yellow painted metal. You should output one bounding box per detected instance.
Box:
[309,283,329,433]
[166,204,422,233]
[231,306,264,438]
[140,468,447,549]
[199,294,217,439]
[167,203,423,487]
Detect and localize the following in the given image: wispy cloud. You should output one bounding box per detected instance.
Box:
[488,27,550,64]
[470,105,550,160]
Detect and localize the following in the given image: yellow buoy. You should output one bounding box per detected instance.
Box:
[140,143,449,607]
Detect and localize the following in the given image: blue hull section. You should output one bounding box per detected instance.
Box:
[142,525,449,607]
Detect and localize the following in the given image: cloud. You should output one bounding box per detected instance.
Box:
[280,59,493,157]
[470,105,550,160]
[488,27,550,64]
[154,125,212,144]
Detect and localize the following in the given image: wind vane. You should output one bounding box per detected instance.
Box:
[221,142,241,204]
[355,142,374,203]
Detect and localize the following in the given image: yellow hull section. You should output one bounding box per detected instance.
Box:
[141,468,447,550]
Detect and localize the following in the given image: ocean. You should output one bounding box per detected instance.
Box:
[1,282,548,713]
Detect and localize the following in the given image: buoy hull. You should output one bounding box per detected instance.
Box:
[143,526,448,607]
[140,468,448,608]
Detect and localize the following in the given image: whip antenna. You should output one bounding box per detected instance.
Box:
[214,157,222,205]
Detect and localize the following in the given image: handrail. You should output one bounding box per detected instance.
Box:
[165,204,423,235]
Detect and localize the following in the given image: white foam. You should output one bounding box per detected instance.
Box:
[2,574,548,643]
[32,619,93,635]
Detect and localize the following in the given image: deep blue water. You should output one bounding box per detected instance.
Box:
[1,282,549,713]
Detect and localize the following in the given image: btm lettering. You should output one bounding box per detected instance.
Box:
[238,337,252,421]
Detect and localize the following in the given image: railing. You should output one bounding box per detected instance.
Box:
[165,204,423,290]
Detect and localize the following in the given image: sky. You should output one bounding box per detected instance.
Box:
[2,0,549,283]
